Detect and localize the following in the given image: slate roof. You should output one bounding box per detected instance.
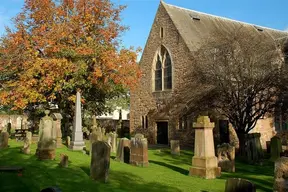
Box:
[161,1,288,51]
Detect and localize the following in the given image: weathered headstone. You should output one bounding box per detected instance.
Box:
[270,136,282,162]
[189,116,221,179]
[37,110,57,160]
[116,138,131,163]
[170,140,180,155]
[90,141,110,183]
[70,91,85,150]
[229,125,239,149]
[16,116,22,130]
[66,136,71,147]
[51,113,63,148]
[274,157,288,192]
[21,131,32,154]
[130,134,149,167]
[0,132,9,149]
[225,178,256,192]
[244,133,263,164]
[59,154,69,168]
[217,143,235,172]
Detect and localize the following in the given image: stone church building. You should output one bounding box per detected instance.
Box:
[130,1,288,148]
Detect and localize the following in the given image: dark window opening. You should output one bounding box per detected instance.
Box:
[145,116,148,129]
[164,53,172,89]
[160,27,164,38]
[141,116,145,129]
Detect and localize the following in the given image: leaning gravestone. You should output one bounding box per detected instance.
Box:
[270,136,282,162]
[0,132,9,149]
[90,141,110,183]
[170,140,180,155]
[130,134,149,167]
[225,178,256,192]
[116,138,131,163]
[217,143,235,172]
[37,110,57,160]
[244,133,263,164]
[21,131,32,154]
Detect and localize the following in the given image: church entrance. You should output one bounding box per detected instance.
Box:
[156,122,168,145]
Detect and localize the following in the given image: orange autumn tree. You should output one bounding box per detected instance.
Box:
[0,0,140,117]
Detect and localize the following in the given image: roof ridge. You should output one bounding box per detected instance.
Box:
[163,2,288,34]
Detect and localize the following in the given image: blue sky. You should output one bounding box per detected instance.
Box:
[0,0,288,55]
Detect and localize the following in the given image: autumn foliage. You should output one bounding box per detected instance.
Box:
[0,0,141,110]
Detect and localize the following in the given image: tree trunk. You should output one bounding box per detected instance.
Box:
[237,133,247,157]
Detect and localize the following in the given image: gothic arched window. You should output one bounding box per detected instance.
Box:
[153,45,173,91]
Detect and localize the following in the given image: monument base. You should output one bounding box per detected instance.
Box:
[69,141,85,151]
[189,156,221,179]
[130,161,149,167]
[38,149,56,160]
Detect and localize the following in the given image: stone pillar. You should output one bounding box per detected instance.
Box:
[21,131,32,154]
[51,113,63,148]
[189,116,221,179]
[170,140,180,155]
[70,91,85,150]
[130,134,149,167]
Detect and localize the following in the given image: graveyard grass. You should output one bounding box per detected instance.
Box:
[0,140,274,192]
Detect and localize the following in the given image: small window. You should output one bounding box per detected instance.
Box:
[145,116,148,129]
[160,27,164,38]
[141,116,145,129]
[189,13,200,21]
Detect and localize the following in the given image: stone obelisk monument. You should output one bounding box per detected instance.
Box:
[70,91,85,150]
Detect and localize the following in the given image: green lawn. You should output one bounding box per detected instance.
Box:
[0,140,274,192]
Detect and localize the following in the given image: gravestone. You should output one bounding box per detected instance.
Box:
[0,132,9,149]
[16,116,22,130]
[116,138,131,163]
[229,125,239,149]
[274,157,288,192]
[90,141,110,183]
[170,140,180,155]
[69,91,85,150]
[51,113,63,148]
[266,141,271,153]
[59,154,69,168]
[37,110,57,160]
[217,143,235,172]
[110,132,117,153]
[89,116,103,154]
[130,134,149,167]
[21,131,32,154]
[244,133,263,164]
[225,178,256,192]
[189,116,221,179]
[66,136,70,147]
[270,136,282,162]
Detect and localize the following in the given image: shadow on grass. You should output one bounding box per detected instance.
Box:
[0,144,182,192]
[152,148,192,166]
[219,161,274,192]
[149,160,189,175]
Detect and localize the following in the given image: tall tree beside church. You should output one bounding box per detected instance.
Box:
[0,0,141,117]
[166,27,287,156]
